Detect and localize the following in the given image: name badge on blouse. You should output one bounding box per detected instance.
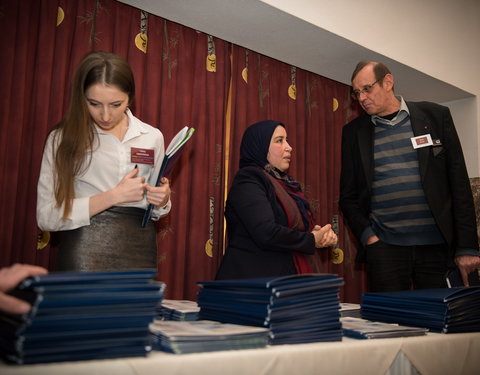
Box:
[411,134,433,149]
[131,147,154,165]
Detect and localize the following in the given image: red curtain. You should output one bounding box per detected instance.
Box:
[0,0,366,302]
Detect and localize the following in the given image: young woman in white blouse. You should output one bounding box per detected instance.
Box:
[37,51,171,271]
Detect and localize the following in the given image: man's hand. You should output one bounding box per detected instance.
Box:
[455,255,480,286]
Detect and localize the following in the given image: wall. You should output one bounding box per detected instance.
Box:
[261,0,480,176]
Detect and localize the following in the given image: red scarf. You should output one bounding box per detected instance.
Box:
[263,172,313,274]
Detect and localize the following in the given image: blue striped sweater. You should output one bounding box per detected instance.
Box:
[370,114,444,245]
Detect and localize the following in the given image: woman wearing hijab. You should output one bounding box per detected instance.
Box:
[215,120,337,280]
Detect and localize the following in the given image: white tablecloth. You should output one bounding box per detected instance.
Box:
[2,332,479,375]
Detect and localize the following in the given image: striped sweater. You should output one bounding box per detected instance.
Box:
[370,113,444,245]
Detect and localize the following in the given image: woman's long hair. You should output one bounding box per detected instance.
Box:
[52,51,135,219]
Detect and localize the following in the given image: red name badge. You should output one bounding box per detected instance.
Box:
[131,147,154,165]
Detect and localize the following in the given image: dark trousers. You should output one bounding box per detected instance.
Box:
[365,241,450,292]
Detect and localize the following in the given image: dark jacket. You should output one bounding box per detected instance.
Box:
[215,166,316,280]
[339,101,479,261]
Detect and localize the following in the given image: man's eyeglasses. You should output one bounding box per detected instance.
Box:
[351,79,381,100]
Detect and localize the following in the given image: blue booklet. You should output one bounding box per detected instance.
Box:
[198,273,343,289]
[18,269,158,287]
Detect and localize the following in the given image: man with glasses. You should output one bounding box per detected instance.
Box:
[339,61,480,292]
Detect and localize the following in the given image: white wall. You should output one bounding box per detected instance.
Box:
[446,98,479,173]
[262,0,480,176]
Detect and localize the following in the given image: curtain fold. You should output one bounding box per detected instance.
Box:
[0,0,366,302]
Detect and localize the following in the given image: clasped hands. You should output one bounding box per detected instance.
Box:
[115,167,171,208]
[312,224,337,248]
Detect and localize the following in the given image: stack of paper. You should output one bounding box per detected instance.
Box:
[157,299,200,321]
[0,270,164,364]
[149,320,269,353]
[340,303,362,318]
[341,317,428,339]
[197,274,344,345]
[361,287,480,333]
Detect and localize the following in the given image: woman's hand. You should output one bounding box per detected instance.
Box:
[145,177,171,208]
[113,167,147,204]
[89,167,147,217]
[312,224,337,248]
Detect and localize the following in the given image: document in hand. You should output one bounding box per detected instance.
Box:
[445,268,480,287]
[141,126,195,227]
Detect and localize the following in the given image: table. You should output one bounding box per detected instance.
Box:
[1,332,479,375]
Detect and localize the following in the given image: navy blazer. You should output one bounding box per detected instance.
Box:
[215,166,316,280]
[339,101,478,260]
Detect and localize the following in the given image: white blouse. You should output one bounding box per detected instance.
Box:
[37,110,171,231]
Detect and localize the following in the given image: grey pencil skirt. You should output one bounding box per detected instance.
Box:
[56,206,157,272]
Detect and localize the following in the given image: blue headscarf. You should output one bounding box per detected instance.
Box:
[239,120,284,169]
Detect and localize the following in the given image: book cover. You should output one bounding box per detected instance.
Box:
[141,126,195,227]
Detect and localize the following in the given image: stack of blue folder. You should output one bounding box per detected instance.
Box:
[361,287,480,333]
[197,274,344,345]
[0,269,164,364]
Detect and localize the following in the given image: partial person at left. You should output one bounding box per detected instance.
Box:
[0,264,48,314]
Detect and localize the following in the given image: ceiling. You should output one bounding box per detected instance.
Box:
[118,0,473,103]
